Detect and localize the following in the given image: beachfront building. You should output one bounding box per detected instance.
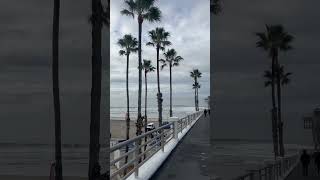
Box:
[303,107,320,150]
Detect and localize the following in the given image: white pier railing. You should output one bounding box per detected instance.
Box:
[233,153,300,180]
[110,111,203,180]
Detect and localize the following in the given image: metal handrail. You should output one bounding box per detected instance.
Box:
[110,122,173,152]
[233,153,300,180]
[110,111,203,180]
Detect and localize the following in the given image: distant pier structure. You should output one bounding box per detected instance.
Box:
[303,107,320,150]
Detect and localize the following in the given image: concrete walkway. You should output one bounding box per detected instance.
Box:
[286,161,320,180]
[150,114,212,180]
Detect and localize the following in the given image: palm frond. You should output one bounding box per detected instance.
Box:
[161,64,167,70]
[120,9,135,18]
[143,6,161,22]
[119,50,126,56]
[146,42,155,47]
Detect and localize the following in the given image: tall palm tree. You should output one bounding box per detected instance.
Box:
[256,24,293,157]
[146,27,171,126]
[160,49,183,117]
[211,0,222,15]
[264,66,292,155]
[141,59,155,158]
[190,69,202,111]
[192,82,201,111]
[121,0,161,136]
[88,0,108,179]
[52,0,62,179]
[118,34,138,164]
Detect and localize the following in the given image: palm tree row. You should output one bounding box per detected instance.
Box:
[256,24,294,158]
[120,0,188,136]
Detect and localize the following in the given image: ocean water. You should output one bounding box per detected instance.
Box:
[0,144,108,177]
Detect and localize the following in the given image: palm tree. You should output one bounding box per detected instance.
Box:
[121,0,161,136]
[146,27,171,126]
[264,66,292,156]
[118,34,138,164]
[141,59,155,158]
[192,82,201,111]
[88,0,108,179]
[256,24,293,157]
[190,69,202,111]
[211,0,222,15]
[160,49,183,117]
[52,0,62,179]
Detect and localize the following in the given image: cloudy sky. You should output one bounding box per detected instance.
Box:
[110,0,210,108]
[212,0,320,144]
[0,0,109,144]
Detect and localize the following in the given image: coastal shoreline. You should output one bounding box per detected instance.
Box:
[110,119,159,140]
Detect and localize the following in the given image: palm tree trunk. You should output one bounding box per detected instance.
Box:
[271,49,279,158]
[144,71,148,159]
[135,16,143,164]
[52,0,63,179]
[136,17,143,136]
[276,61,285,157]
[169,63,172,117]
[197,86,199,111]
[125,54,130,164]
[156,45,163,126]
[194,84,197,111]
[88,0,102,179]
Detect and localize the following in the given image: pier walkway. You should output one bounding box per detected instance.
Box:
[286,161,319,180]
[151,114,212,180]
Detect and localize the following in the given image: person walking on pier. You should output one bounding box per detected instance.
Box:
[204,109,207,117]
[315,151,320,175]
[300,149,311,176]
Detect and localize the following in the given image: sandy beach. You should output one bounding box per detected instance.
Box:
[110,119,159,140]
[0,175,87,180]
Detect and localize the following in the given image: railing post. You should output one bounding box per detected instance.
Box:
[168,117,179,139]
[161,129,165,152]
[134,140,139,177]
[174,120,178,139]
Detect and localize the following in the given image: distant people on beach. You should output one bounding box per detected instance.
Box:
[204,109,207,117]
[314,151,320,175]
[300,149,311,176]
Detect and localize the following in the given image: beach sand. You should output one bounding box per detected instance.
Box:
[0,175,87,180]
[110,119,159,140]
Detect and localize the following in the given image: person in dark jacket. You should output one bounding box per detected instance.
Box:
[300,149,311,176]
[204,109,207,117]
[315,151,320,175]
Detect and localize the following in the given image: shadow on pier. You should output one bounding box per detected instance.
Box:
[150,114,212,180]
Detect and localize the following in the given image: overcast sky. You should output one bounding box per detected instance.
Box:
[110,0,210,108]
[212,0,320,144]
